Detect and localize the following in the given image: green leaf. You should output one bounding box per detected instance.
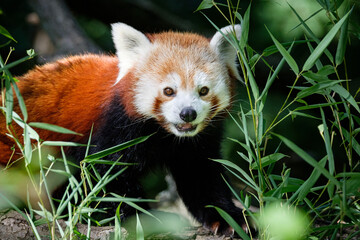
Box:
[24,124,32,165]
[0,54,36,72]
[266,27,299,74]
[330,84,360,113]
[239,4,251,49]
[213,159,259,191]
[195,0,213,12]
[290,157,327,202]
[302,8,353,71]
[288,3,333,64]
[136,213,144,240]
[114,203,122,240]
[296,80,344,99]
[42,141,88,147]
[251,153,288,170]
[4,75,13,124]
[320,108,334,175]
[29,122,81,135]
[294,101,345,111]
[335,10,349,65]
[273,133,341,188]
[85,134,153,160]
[259,42,295,100]
[262,40,309,57]
[12,80,28,122]
[207,205,251,240]
[0,25,17,42]
[290,111,320,120]
[289,8,324,33]
[339,127,360,156]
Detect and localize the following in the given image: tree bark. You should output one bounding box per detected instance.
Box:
[27,0,102,60]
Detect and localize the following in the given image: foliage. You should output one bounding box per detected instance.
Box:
[197,0,360,239]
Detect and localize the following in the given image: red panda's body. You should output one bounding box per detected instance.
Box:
[0,55,119,162]
[0,23,249,235]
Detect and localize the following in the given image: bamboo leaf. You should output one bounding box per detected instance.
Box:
[195,0,213,12]
[266,27,299,74]
[296,80,344,99]
[330,84,360,113]
[29,122,81,135]
[0,25,17,42]
[207,205,251,240]
[42,141,88,147]
[24,124,32,165]
[335,10,349,65]
[251,153,288,170]
[273,133,341,188]
[11,79,28,122]
[294,101,344,111]
[4,74,13,124]
[302,8,353,71]
[288,3,333,64]
[85,134,153,160]
[213,159,259,191]
[239,4,251,49]
[320,108,334,175]
[136,213,145,240]
[259,42,295,100]
[291,157,327,202]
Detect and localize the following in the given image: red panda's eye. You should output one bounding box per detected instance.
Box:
[199,86,209,96]
[163,87,175,97]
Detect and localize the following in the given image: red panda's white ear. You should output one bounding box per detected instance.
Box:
[111,23,152,83]
[210,25,241,81]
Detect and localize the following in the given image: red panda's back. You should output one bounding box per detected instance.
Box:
[0,54,119,164]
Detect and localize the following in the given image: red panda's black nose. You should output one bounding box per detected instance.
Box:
[180,107,197,122]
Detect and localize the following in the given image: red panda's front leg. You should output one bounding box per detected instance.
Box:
[167,150,246,236]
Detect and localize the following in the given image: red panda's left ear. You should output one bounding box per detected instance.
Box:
[210,25,241,81]
[111,23,152,84]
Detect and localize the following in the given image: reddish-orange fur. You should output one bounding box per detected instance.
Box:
[0,54,126,164]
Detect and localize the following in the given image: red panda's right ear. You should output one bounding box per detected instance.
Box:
[111,23,152,84]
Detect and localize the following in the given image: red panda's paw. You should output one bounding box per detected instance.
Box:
[206,221,235,236]
[205,219,254,237]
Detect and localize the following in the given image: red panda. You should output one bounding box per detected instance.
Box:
[0,23,247,235]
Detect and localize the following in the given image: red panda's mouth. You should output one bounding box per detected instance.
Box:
[174,123,197,132]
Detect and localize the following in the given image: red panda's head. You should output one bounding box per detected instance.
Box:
[111,23,241,137]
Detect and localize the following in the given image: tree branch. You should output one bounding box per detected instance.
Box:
[27,0,102,60]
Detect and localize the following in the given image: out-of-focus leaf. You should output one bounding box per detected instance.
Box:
[0,25,16,42]
[195,0,213,12]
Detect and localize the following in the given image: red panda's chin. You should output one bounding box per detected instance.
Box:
[175,123,197,132]
[168,123,200,137]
